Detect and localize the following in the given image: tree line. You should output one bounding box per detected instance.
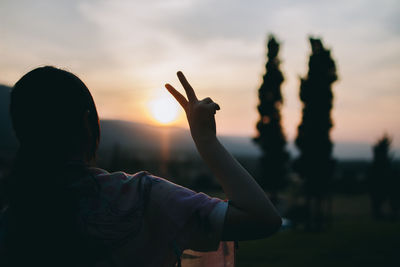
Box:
[254,35,399,230]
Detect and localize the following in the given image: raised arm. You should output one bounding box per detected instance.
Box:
[165,72,282,241]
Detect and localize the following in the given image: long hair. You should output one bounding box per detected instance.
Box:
[4,66,101,266]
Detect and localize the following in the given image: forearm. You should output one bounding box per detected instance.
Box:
[165,71,281,240]
[194,136,280,222]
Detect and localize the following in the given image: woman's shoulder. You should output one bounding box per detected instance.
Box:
[84,167,223,218]
[84,169,153,204]
[87,168,151,183]
[86,168,176,192]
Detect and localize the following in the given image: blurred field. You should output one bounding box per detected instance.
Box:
[236,195,400,267]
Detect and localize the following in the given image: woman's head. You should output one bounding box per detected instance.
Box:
[10,66,100,162]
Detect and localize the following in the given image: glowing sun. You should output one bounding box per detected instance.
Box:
[148,94,180,124]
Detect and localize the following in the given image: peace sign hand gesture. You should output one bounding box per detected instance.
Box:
[165,71,220,144]
[166,72,283,242]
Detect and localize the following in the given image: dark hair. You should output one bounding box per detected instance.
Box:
[4,66,102,266]
[10,66,100,161]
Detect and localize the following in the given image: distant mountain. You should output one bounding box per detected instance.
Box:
[98,120,260,160]
[0,84,396,160]
[98,120,196,159]
[0,84,18,153]
[97,120,383,160]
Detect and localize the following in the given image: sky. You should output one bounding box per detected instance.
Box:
[1,0,399,149]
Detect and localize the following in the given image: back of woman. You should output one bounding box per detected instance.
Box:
[1,66,282,267]
[2,163,228,267]
[1,66,102,266]
[2,163,95,266]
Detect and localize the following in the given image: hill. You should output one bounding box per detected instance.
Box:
[0,84,259,160]
[0,84,397,160]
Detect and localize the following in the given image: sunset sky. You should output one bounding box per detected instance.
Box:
[1,0,399,148]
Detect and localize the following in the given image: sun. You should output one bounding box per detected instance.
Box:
[148,94,180,125]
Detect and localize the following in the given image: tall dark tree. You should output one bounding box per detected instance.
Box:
[254,35,289,204]
[367,135,394,219]
[294,37,338,230]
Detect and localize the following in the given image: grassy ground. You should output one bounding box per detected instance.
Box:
[235,195,400,267]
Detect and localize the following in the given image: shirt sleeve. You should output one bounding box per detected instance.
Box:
[145,174,227,252]
[178,201,228,252]
[208,201,229,241]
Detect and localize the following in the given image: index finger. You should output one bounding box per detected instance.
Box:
[165,83,188,110]
[177,71,198,103]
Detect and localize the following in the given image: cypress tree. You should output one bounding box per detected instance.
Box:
[254,35,289,203]
[294,37,337,229]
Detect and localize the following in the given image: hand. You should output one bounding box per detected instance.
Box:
[165,71,220,143]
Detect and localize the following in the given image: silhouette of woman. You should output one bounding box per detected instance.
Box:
[0,66,281,267]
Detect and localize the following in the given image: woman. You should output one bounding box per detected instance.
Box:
[0,66,281,266]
